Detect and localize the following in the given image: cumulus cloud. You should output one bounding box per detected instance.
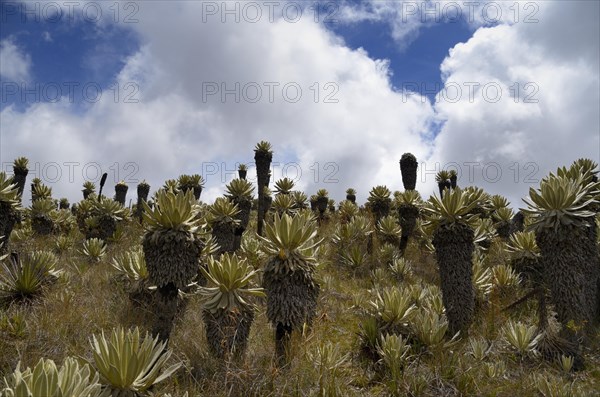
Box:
[0,38,31,81]
[1,1,598,210]
[429,0,600,207]
[1,2,435,204]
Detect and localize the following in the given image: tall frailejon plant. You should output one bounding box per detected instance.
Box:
[345,188,357,204]
[449,169,458,189]
[238,163,248,180]
[435,170,452,198]
[84,197,127,240]
[82,181,96,200]
[506,231,547,328]
[259,212,322,363]
[0,172,21,254]
[198,253,264,359]
[315,189,329,221]
[31,180,51,203]
[11,156,29,202]
[367,185,392,224]
[522,161,599,342]
[114,180,128,206]
[135,180,151,222]
[178,174,204,200]
[225,178,254,250]
[399,153,418,191]
[31,198,57,235]
[423,187,478,335]
[208,197,241,255]
[142,189,204,341]
[254,141,273,236]
[396,190,421,255]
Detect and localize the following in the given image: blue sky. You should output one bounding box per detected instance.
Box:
[1,0,473,109]
[1,1,598,205]
[1,2,139,111]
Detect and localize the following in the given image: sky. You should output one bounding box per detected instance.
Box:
[1,0,599,209]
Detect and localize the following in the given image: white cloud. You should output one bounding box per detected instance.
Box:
[0,38,31,81]
[1,3,435,204]
[1,1,598,210]
[429,1,600,207]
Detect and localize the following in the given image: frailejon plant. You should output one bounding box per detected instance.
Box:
[473,218,497,251]
[237,163,248,179]
[88,326,181,396]
[377,215,402,246]
[142,189,204,341]
[338,200,358,223]
[30,198,56,235]
[291,191,308,210]
[112,248,151,305]
[208,197,241,255]
[114,180,128,206]
[81,238,106,262]
[254,141,273,236]
[2,357,105,397]
[271,194,296,217]
[435,170,451,198]
[0,172,21,253]
[449,169,458,189]
[423,187,478,336]
[82,181,96,199]
[399,153,418,191]
[0,251,62,302]
[369,286,417,338]
[315,188,329,219]
[492,206,514,239]
[11,156,29,201]
[307,341,349,397]
[59,197,69,210]
[84,197,127,240]
[345,188,357,204]
[178,174,204,200]
[367,185,392,223]
[522,163,599,341]
[198,253,264,359]
[260,212,322,363]
[377,333,411,393]
[225,178,254,250]
[274,177,295,195]
[31,182,52,202]
[396,190,421,255]
[135,181,151,222]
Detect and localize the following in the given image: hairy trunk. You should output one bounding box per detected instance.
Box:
[152,283,179,343]
[114,186,128,206]
[203,308,254,359]
[432,223,475,336]
[398,204,419,255]
[399,155,417,191]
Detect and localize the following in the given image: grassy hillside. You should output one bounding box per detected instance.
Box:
[1,159,599,396]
